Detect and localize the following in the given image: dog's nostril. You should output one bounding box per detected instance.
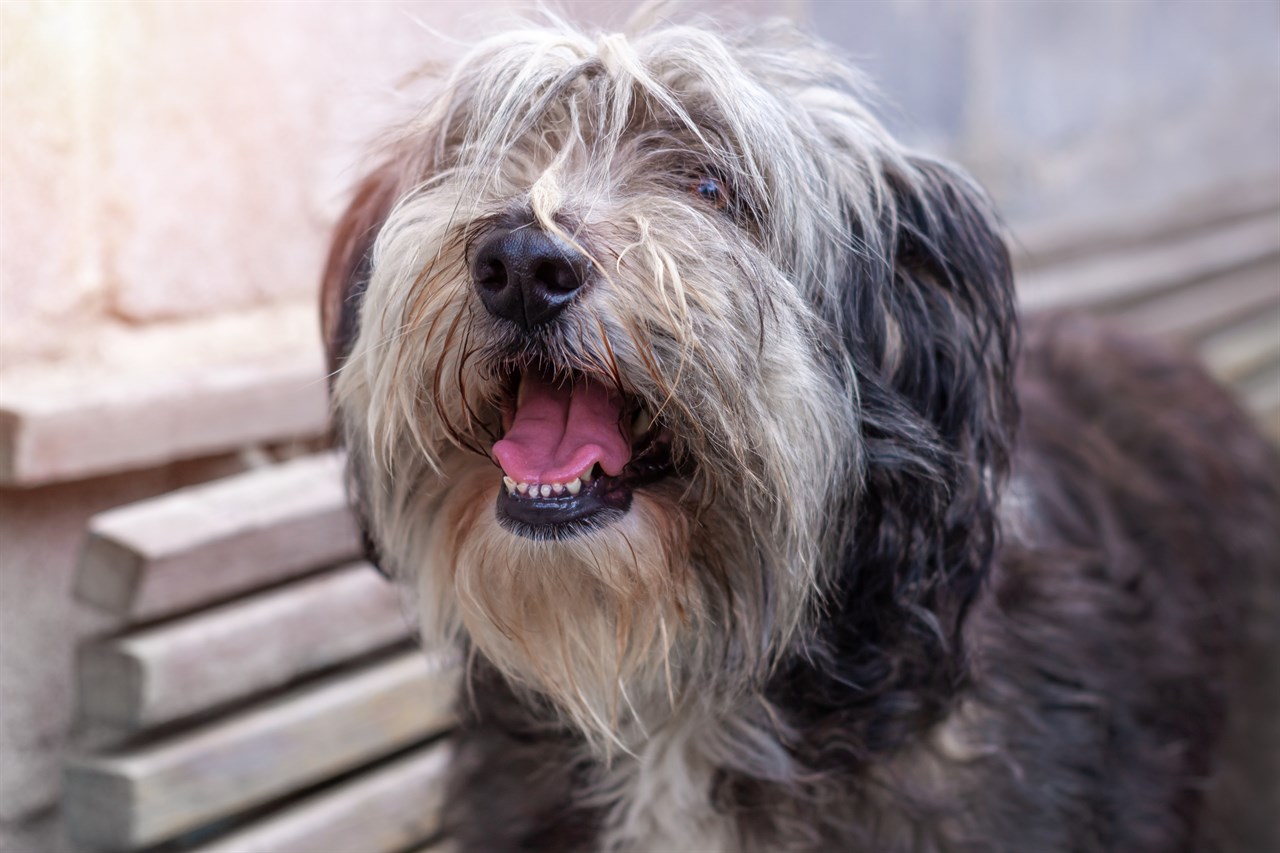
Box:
[534,259,578,294]
[475,258,508,292]
[471,227,588,329]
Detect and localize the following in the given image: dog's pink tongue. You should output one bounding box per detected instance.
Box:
[493,372,631,484]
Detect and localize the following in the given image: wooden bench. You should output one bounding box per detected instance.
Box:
[63,187,1279,851]
[66,454,458,853]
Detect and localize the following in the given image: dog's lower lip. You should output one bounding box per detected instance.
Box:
[495,472,632,538]
[495,435,675,539]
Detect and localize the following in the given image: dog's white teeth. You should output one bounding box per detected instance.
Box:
[632,407,654,440]
[581,466,595,483]
[507,477,582,498]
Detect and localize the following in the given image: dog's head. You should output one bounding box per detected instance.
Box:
[323,17,1016,749]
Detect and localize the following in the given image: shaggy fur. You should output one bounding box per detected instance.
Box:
[321,14,1280,852]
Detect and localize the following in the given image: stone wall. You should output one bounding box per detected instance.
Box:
[812,0,1280,229]
[3,1,467,362]
[4,0,1276,362]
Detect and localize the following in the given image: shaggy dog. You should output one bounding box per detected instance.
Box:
[320,16,1280,852]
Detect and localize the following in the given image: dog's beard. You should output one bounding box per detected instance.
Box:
[429,465,698,748]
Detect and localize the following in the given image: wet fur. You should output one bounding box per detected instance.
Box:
[322,15,1280,852]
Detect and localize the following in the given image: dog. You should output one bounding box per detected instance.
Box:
[319,14,1280,852]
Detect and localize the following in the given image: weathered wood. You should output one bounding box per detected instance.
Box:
[0,354,327,487]
[190,740,451,853]
[1018,211,1280,314]
[63,651,458,851]
[1014,177,1280,271]
[1238,360,1280,421]
[74,453,362,620]
[1199,304,1280,384]
[1111,259,1280,342]
[77,563,410,731]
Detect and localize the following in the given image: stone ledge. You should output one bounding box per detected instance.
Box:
[0,303,329,487]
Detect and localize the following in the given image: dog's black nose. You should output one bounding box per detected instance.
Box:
[471,227,588,328]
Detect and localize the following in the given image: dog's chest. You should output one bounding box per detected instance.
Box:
[595,713,743,853]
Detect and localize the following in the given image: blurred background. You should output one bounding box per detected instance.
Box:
[1,1,1277,851]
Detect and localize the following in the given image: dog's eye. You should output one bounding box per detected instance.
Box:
[690,176,730,211]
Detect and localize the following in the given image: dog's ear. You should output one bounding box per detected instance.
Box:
[833,154,1017,668]
[320,161,404,377]
[881,155,1017,471]
[842,154,1017,485]
[320,162,404,581]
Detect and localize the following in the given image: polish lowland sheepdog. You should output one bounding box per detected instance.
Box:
[320,15,1280,852]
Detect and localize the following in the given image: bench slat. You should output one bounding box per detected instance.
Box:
[77,563,409,731]
[190,741,450,853]
[1110,259,1280,342]
[1014,178,1280,271]
[1238,360,1280,416]
[1199,304,1280,384]
[63,651,457,851]
[1018,212,1280,314]
[74,453,361,620]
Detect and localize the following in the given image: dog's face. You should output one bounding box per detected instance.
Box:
[323,20,1016,749]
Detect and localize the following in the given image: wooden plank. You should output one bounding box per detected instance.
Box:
[0,353,328,487]
[1199,304,1280,384]
[1224,337,1280,442]
[191,740,451,853]
[1265,411,1280,446]
[1111,259,1280,342]
[1243,370,1280,445]
[413,840,460,853]
[63,651,458,851]
[1014,176,1280,271]
[1018,211,1280,314]
[1237,360,1280,418]
[77,563,410,731]
[74,453,362,620]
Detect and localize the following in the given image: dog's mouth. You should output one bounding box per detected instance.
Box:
[491,365,673,539]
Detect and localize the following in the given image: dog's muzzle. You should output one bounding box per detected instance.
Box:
[472,225,676,539]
